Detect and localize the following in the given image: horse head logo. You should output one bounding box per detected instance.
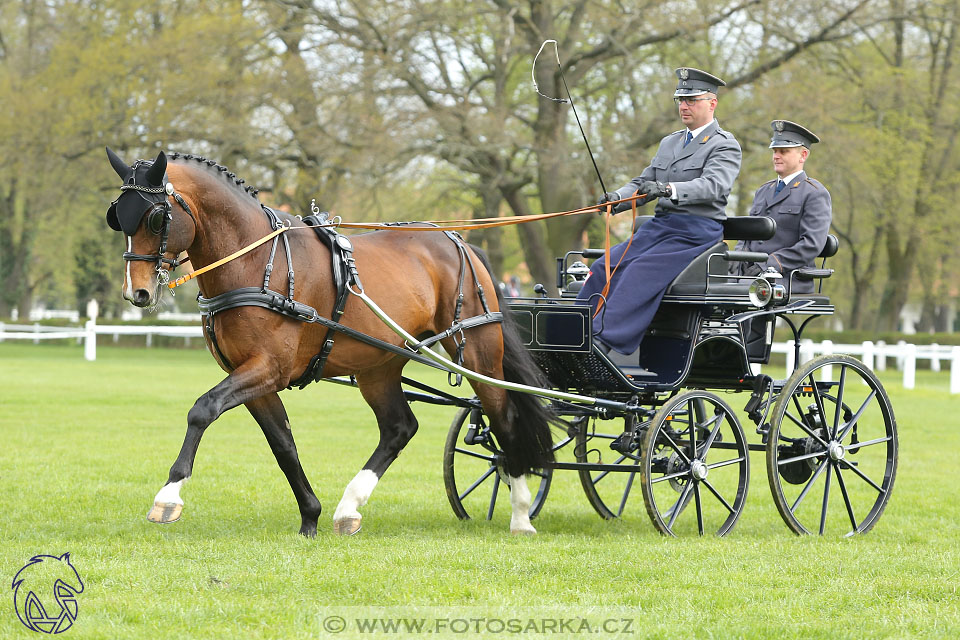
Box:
[11,553,84,634]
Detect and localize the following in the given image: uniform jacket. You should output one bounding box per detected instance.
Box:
[612,119,741,221]
[732,171,832,294]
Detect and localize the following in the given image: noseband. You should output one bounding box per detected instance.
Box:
[120,182,196,286]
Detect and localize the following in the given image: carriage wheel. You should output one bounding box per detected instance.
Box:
[640,391,750,537]
[443,405,552,521]
[576,415,645,519]
[766,354,897,536]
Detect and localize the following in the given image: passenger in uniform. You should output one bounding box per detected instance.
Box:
[577,67,742,355]
[730,120,832,360]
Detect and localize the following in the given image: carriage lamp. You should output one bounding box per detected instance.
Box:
[567,260,590,281]
[748,277,773,307]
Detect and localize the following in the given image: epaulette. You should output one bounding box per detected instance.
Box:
[804,177,824,189]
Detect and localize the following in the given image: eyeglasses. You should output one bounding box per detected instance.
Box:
[674,96,712,105]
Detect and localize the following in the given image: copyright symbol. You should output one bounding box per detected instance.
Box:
[323,616,347,633]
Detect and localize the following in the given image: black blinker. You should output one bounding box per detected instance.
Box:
[146,207,167,234]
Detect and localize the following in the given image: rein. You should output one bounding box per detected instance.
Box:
[165,193,647,290]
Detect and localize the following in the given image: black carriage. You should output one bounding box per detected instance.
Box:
[441,215,898,536]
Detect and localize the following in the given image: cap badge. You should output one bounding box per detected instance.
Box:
[775,120,785,132]
[679,68,689,80]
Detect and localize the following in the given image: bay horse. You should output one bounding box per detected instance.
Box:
[104,148,554,536]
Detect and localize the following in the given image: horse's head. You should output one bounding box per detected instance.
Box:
[105,147,196,307]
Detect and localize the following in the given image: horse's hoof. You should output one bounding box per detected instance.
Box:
[510,525,537,536]
[147,502,182,524]
[333,516,362,536]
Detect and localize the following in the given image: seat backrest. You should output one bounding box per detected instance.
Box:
[819,234,839,258]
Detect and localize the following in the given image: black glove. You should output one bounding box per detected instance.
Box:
[596,191,619,206]
[638,180,672,200]
[742,262,763,277]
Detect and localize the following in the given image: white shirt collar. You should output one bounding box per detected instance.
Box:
[778,170,804,186]
[687,119,716,140]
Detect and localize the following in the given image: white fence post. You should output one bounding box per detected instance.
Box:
[84,319,97,361]
[875,340,887,371]
[33,322,41,344]
[902,343,916,389]
[786,340,796,374]
[951,346,960,395]
[930,343,941,372]
[861,340,874,368]
[800,339,815,366]
[820,339,834,381]
[896,340,907,370]
[0,321,4,342]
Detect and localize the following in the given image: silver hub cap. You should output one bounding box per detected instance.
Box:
[690,460,709,481]
[828,441,845,461]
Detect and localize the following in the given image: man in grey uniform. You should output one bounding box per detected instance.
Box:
[731,120,832,294]
[731,120,832,359]
[577,67,741,355]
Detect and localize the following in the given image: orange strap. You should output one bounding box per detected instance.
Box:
[592,193,640,318]
[167,226,288,289]
[165,194,648,290]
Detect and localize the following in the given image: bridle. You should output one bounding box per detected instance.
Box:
[117,181,197,286]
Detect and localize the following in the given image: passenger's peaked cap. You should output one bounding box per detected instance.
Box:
[674,68,726,96]
[769,120,820,149]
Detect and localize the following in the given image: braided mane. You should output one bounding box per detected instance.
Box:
[168,152,261,200]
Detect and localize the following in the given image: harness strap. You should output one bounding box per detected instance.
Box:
[197,286,450,374]
[405,312,504,351]
[290,212,356,388]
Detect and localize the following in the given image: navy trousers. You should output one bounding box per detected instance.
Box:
[577,214,723,354]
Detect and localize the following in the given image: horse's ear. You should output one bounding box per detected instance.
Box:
[145,150,167,186]
[106,146,129,179]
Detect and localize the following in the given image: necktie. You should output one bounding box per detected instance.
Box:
[775,179,785,194]
[684,131,693,148]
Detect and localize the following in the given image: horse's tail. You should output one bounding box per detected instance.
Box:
[471,246,557,474]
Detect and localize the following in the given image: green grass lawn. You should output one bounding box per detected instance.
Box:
[1,343,958,639]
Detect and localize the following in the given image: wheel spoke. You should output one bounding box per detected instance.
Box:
[617,471,637,517]
[707,456,746,470]
[809,374,831,446]
[688,399,698,453]
[845,435,892,452]
[486,473,500,520]
[700,478,735,514]
[777,450,825,467]
[790,457,829,513]
[698,413,725,457]
[694,482,704,536]
[782,409,830,449]
[667,480,694,530]
[455,447,496,462]
[651,469,691,484]
[659,430,691,464]
[837,389,878,442]
[834,465,859,533]
[838,458,885,493]
[819,463,832,535]
[460,466,496,501]
[832,366,847,440]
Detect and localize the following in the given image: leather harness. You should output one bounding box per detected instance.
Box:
[196,206,503,389]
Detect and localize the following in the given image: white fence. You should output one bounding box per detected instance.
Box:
[0,320,203,360]
[2,321,958,393]
[766,339,960,393]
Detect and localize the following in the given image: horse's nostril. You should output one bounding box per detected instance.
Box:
[133,289,151,306]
